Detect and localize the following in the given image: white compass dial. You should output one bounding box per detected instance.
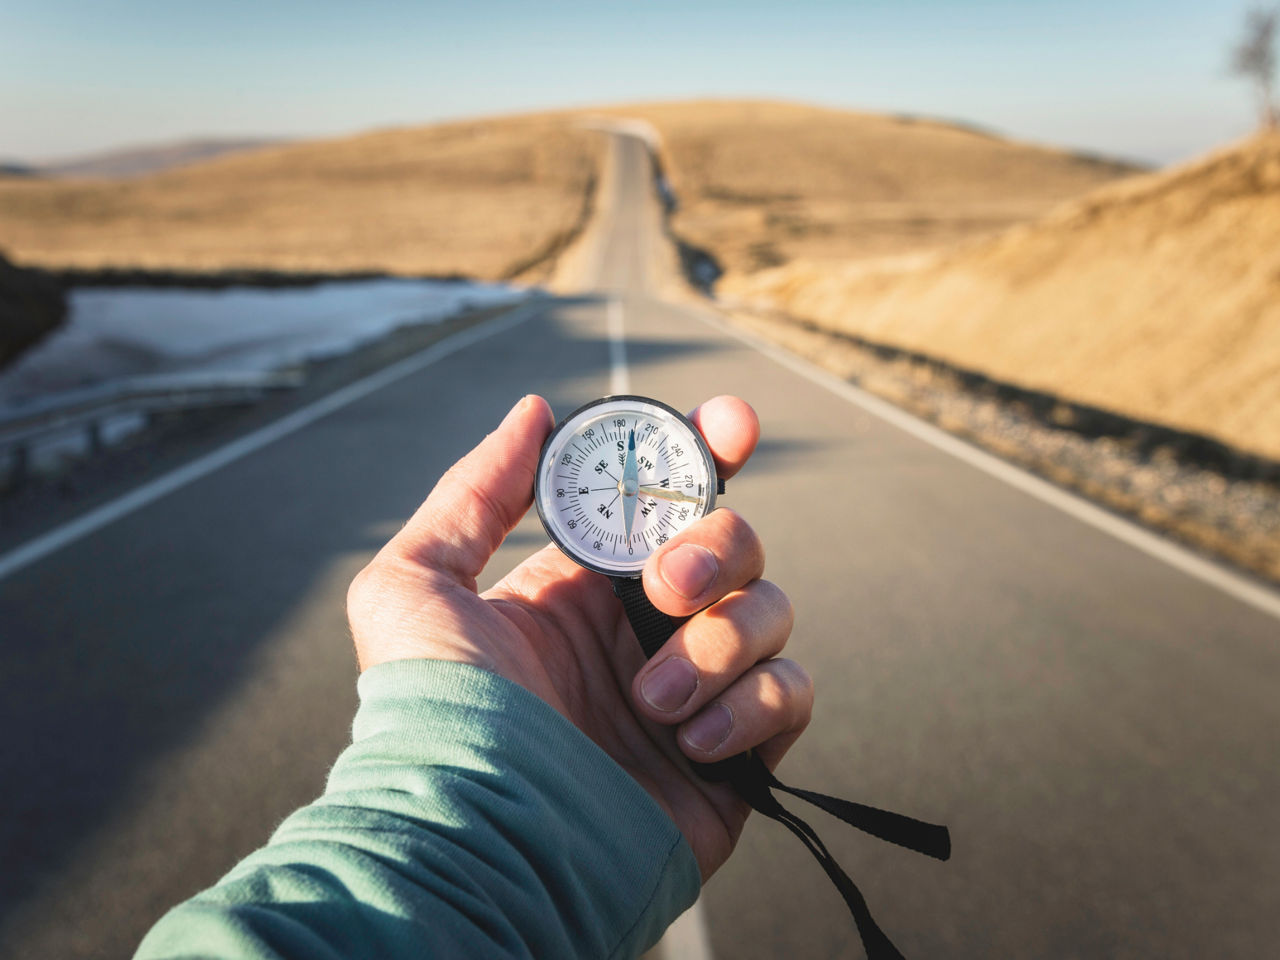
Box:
[535,396,718,577]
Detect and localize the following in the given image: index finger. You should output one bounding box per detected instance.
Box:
[689,396,759,481]
[641,507,765,618]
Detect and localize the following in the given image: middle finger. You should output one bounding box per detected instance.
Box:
[640,508,765,618]
[632,579,794,723]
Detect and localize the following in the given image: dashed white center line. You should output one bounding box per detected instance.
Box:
[608,297,631,395]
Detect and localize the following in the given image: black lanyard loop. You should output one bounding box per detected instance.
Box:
[612,576,951,960]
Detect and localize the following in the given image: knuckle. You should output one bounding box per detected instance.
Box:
[749,579,794,634]
[453,466,518,540]
[347,553,418,618]
[346,561,378,612]
[768,658,814,725]
[780,657,814,697]
[693,587,782,663]
[713,506,745,526]
[784,659,816,727]
[718,507,762,550]
[709,581,791,660]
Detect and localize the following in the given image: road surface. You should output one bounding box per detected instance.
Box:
[2,132,1278,959]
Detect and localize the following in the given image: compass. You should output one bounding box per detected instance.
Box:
[534,395,719,579]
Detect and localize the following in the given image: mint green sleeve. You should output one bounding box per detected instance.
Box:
[135,659,701,960]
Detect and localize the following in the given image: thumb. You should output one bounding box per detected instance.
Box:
[388,395,554,587]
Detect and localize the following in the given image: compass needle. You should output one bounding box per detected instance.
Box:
[621,429,639,542]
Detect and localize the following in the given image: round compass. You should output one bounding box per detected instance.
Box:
[535,395,718,578]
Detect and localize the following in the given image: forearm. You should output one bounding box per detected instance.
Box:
[136,659,699,960]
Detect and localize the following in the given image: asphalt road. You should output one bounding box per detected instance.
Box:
[3,132,1279,960]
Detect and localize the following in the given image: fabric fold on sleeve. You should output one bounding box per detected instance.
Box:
[136,658,700,960]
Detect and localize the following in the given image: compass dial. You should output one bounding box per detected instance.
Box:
[535,396,718,577]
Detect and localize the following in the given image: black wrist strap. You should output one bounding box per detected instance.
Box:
[610,574,950,960]
[613,576,685,658]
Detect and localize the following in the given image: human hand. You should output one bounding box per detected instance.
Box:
[346,394,813,879]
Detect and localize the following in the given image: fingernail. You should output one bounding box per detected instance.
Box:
[682,702,734,753]
[660,543,718,600]
[640,656,699,713]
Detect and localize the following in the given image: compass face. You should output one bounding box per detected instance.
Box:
[535,396,718,577]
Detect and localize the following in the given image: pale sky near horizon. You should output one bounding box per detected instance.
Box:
[0,0,1268,167]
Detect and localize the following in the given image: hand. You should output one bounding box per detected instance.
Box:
[346,394,813,880]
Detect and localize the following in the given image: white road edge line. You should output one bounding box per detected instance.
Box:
[696,307,1280,624]
[607,297,631,395]
[0,297,547,583]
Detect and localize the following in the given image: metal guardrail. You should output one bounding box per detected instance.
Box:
[0,370,303,486]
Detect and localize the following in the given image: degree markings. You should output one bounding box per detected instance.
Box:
[548,415,705,563]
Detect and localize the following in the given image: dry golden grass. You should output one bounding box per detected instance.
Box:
[0,99,1129,285]
[727,132,1280,461]
[587,99,1138,277]
[0,114,601,281]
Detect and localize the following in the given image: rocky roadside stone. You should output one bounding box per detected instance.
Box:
[0,252,66,369]
[726,304,1280,586]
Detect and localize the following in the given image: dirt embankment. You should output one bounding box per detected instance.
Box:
[0,114,602,282]
[590,99,1140,279]
[725,132,1280,464]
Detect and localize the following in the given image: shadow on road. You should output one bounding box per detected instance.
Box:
[0,294,757,956]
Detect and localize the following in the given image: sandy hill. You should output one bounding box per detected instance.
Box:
[727,132,1280,461]
[0,100,1135,286]
[591,99,1140,278]
[0,115,601,280]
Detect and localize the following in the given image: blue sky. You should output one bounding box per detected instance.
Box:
[0,0,1266,165]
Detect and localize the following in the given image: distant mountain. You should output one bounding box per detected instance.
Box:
[30,138,284,179]
[0,112,600,280]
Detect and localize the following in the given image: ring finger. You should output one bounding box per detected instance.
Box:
[631,579,793,722]
[677,657,814,766]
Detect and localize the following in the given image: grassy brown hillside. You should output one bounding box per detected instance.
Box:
[592,100,1140,278]
[726,133,1280,461]
[0,115,600,280]
[0,100,1132,285]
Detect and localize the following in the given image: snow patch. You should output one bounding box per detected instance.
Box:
[0,278,523,404]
